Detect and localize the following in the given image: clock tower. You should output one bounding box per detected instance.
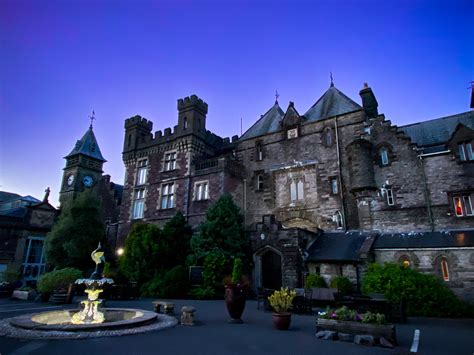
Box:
[59,124,107,207]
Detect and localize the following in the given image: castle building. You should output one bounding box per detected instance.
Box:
[116,84,474,301]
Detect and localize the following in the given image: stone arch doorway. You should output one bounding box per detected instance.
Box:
[254,246,282,290]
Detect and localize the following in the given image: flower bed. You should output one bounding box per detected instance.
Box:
[317,307,396,345]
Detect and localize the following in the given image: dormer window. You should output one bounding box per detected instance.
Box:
[287,128,298,139]
[458,141,473,161]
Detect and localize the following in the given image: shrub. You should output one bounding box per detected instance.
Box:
[268,287,297,313]
[305,274,327,288]
[330,276,353,295]
[319,306,385,324]
[231,258,243,284]
[362,262,474,317]
[37,268,83,293]
[202,249,228,292]
[142,266,190,299]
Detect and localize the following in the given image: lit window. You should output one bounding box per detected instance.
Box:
[386,188,395,206]
[21,237,46,280]
[290,180,304,201]
[164,152,177,171]
[330,178,339,194]
[183,117,188,130]
[136,159,148,185]
[132,189,145,219]
[257,175,264,191]
[458,142,473,161]
[441,257,449,281]
[195,182,209,201]
[287,128,298,139]
[161,183,175,209]
[380,147,389,165]
[453,194,473,217]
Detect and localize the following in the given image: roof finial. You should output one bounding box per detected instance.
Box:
[43,187,50,202]
[275,89,280,104]
[330,71,334,87]
[89,110,96,129]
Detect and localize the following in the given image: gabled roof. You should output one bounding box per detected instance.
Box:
[281,102,302,127]
[65,126,106,162]
[240,101,284,141]
[398,111,474,153]
[304,85,362,122]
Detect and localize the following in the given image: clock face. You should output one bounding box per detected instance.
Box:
[67,175,74,186]
[83,175,94,187]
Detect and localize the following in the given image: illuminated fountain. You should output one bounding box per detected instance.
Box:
[0,244,177,339]
[71,243,113,324]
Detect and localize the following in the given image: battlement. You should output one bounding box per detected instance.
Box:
[124,115,153,131]
[177,95,208,114]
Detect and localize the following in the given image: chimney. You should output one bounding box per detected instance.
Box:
[359,83,379,118]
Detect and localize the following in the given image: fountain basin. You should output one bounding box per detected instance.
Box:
[10,308,157,331]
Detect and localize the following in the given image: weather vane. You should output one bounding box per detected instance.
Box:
[275,90,280,104]
[89,110,96,128]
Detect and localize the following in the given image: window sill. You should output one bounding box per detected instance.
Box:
[193,198,210,202]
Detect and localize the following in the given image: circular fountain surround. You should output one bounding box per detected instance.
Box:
[10,308,158,331]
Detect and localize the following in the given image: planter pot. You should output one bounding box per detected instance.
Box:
[225,286,246,323]
[272,312,292,330]
[12,290,36,301]
[317,318,397,344]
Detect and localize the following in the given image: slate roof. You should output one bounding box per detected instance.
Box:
[0,191,21,203]
[0,207,27,218]
[306,232,367,263]
[65,126,106,162]
[373,230,474,249]
[398,111,474,153]
[240,101,284,140]
[304,85,362,122]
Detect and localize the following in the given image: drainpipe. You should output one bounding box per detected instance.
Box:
[417,154,435,231]
[243,178,247,228]
[185,152,192,222]
[335,117,347,230]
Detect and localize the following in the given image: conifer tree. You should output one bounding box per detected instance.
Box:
[45,190,104,271]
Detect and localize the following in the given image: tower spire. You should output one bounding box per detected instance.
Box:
[89,110,96,129]
[275,89,280,104]
[330,71,334,87]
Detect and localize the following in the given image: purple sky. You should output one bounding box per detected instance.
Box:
[1,0,473,207]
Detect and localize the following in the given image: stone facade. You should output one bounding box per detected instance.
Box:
[116,86,474,299]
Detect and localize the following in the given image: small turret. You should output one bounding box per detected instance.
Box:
[359,83,378,118]
[123,115,153,152]
[176,95,208,135]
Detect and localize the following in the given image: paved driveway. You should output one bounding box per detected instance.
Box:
[0,298,473,355]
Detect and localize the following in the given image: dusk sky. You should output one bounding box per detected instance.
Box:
[0,0,473,207]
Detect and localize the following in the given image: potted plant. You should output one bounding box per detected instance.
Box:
[268,287,297,330]
[224,258,249,323]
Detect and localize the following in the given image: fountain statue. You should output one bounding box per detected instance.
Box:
[71,242,114,324]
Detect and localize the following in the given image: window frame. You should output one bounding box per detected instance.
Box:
[440,257,450,281]
[386,188,395,206]
[161,183,175,209]
[257,174,264,191]
[136,159,148,186]
[330,177,339,195]
[164,151,177,171]
[290,179,304,201]
[458,141,473,162]
[452,193,473,217]
[132,188,145,219]
[194,181,209,201]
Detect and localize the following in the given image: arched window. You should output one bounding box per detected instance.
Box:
[380,147,389,165]
[441,257,450,281]
[333,211,343,229]
[324,127,333,147]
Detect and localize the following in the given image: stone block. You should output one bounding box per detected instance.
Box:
[354,334,374,346]
[379,337,394,348]
[338,333,354,342]
[315,330,338,340]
